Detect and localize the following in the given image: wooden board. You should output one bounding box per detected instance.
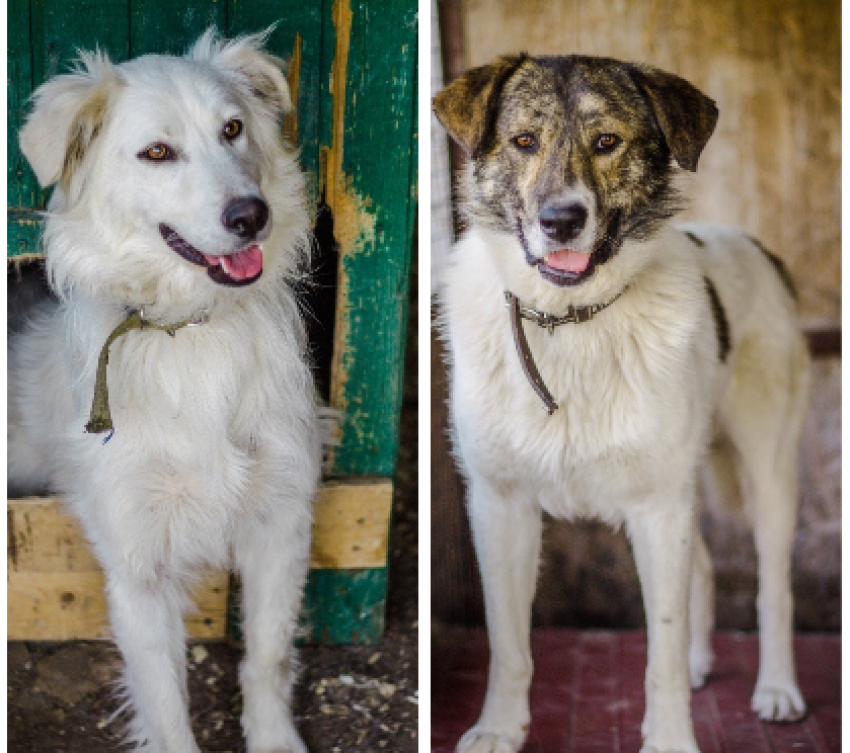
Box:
[8,571,230,641]
[324,0,418,477]
[8,479,392,641]
[311,479,394,569]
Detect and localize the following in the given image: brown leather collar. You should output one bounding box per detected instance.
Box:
[504,287,628,414]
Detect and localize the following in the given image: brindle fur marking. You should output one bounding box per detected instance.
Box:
[61,87,110,192]
[748,235,798,301]
[628,64,719,171]
[703,275,731,362]
[434,56,718,270]
[432,55,527,158]
[684,230,705,247]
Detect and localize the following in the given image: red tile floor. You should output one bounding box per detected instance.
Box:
[432,630,840,753]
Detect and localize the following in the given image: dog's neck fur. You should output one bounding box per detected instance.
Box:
[504,286,629,414]
[84,308,209,437]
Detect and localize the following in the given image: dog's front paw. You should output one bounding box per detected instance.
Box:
[751,683,807,722]
[640,743,700,753]
[245,722,308,753]
[249,741,308,753]
[456,728,525,753]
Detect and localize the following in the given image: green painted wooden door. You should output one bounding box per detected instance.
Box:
[7,0,417,643]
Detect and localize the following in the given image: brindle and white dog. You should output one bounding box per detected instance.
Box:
[434,55,808,753]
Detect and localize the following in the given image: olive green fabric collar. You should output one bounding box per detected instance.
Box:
[85,309,207,438]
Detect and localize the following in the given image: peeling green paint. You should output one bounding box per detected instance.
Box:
[229,568,387,645]
[8,210,44,259]
[324,0,417,478]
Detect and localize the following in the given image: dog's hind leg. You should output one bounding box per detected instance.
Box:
[720,337,809,723]
[234,507,311,753]
[746,461,807,722]
[456,474,542,753]
[105,568,199,753]
[688,530,714,689]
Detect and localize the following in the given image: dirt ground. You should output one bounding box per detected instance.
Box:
[7,266,419,752]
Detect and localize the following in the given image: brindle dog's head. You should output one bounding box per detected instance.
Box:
[434,55,717,287]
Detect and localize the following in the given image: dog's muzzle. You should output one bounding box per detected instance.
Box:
[159,224,264,287]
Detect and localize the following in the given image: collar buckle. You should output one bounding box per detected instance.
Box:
[541,312,556,334]
[571,306,593,324]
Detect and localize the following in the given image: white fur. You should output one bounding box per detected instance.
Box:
[438,221,810,753]
[9,29,318,753]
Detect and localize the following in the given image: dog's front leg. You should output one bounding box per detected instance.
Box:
[234,509,311,753]
[627,494,700,753]
[457,474,543,753]
[105,568,199,753]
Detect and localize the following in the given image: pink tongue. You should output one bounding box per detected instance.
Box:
[204,245,263,280]
[546,249,592,273]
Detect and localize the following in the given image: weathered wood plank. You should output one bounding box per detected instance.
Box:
[301,567,388,644]
[7,479,392,641]
[227,0,324,197]
[30,0,131,86]
[7,210,44,260]
[8,571,229,641]
[8,498,100,574]
[129,0,225,56]
[8,0,38,209]
[312,479,393,569]
[229,567,389,645]
[324,0,418,477]
[8,481,392,575]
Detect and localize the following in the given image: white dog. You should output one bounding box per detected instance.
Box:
[9,30,318,753]
[434,55,809,752]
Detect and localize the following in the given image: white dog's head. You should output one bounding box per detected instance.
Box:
[20,28,310,321]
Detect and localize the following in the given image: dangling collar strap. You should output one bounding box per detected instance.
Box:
[504,286,628,415]
[85,308,208,439]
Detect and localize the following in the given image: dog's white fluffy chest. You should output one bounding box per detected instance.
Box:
[12,294,318,574]
[441,229,714,522]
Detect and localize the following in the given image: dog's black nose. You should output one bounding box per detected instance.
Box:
[222,197,269,240]
[539,202,588,243]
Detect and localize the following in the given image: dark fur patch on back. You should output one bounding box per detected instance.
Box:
[703,276,730,362]
[684,230,705,247]
[748,236,798,301]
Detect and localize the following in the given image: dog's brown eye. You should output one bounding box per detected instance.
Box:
[595,134,620,153]
[513,133,537,152]
[140,143,174,161]
[223,119,243,140]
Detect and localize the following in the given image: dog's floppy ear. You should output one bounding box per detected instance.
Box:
[629,64,718,172]
[19,51,117,188]
[433,54,527,157]
[191,27,292,118]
